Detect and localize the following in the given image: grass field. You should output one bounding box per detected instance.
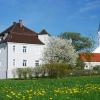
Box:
[0,76,100,100]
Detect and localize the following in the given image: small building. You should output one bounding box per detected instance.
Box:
[0,20,50,79]
[80,24,100,69]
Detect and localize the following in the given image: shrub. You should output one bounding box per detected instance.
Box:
[33,66,42,78]
[93,65,100,71]
[16,67,34,79]
[69,69,100,76]
[43,63,72,78]
[16,68,23,79]
[21,68,28,79]
[27,68,33,79]
[75,58,85,70]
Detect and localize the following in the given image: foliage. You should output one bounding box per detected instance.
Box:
[43,37,78,66]
[0,76,100,99]
[33,66,43,78]
[69,69,100,76]
[93,65,100,71]
[16,67,33,79]
[16,68,23,79]
[60,32,93,52]
[44,63,72,78]
[27,68,33,79]
[75,58,85,70]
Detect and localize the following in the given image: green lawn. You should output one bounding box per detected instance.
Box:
[0,76,100,100]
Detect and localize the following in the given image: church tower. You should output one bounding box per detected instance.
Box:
[98,23,100,46]
[92,23,100,53]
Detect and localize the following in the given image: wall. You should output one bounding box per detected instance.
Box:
[38,34,50,45]
[84,62,100,69]
[7,42,44,78]
[0,43,7,79]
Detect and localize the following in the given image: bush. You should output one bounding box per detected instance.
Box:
[43,63,72,78]
[75,58,85,70]
[33,66,41,78]
[16,67,33,79]
[93,65,100,71]
[27,68,33,79]
[16,68,23,79]
[69,69,100,76]
[21,68,28,79]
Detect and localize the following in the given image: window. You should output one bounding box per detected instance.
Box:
[23,60,27,66]
[13,59,15,66]
[23,46,27,53]
[35,60,39,67]
[13,45,15,52]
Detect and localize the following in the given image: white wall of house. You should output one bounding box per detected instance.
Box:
[7,42,44,78]
[0,43,7,79]
[38,34,50,45]
[0,34,50,78]
[84,62,100,69]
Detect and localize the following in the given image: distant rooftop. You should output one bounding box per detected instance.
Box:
[39,29,51,36]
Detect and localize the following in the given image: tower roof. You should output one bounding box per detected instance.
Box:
[0,20,44,44]
[38,29,51,36]
[98,22,100,31]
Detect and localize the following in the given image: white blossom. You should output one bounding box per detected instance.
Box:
[43,37,78,66]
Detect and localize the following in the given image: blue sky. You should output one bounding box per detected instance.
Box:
[0,0,100,37]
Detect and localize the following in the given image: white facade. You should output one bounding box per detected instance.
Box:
[0,43,7,79]
[7,42,44,78]
[0,34,50,79]
[84,62,100,69]
[38,34,50,44]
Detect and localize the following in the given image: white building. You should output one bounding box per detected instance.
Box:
[80,24,100,69]
[0,20,50,79]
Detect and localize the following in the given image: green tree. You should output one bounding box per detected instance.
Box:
[60,32,92,51]
[60,32,94,70]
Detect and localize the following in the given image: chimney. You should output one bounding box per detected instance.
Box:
[19,19,23,27]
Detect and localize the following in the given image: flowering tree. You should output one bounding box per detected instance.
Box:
[43,37,78,66]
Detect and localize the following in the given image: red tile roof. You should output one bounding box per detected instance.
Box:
[0,22,44,44]
[80,53,100,62]
[5,33,43,44]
